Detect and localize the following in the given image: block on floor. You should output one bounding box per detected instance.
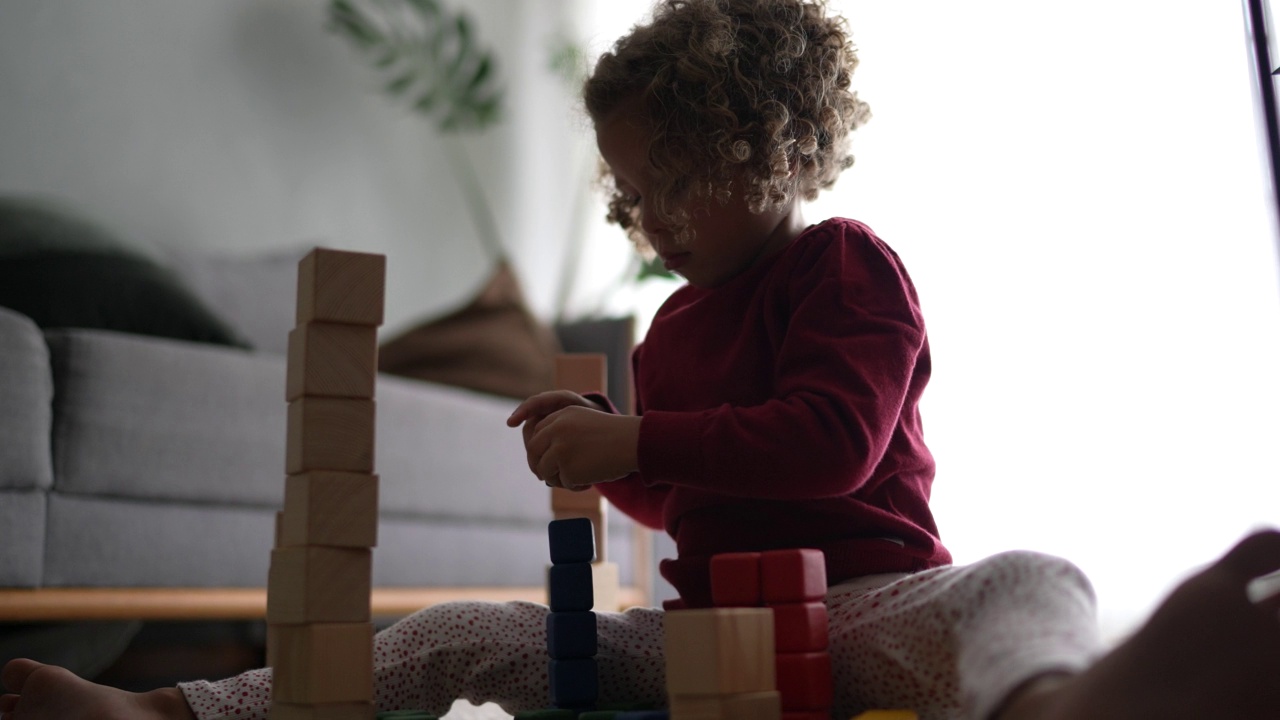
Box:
[663,608,775,696]
[267,546,372,624]
[287,322,379,401]
[296,249,386,326]
[269,622,374,703]
[669,691,780,720]
[281,472,379,549]
[286,397,376,474]
[269,702,376,720]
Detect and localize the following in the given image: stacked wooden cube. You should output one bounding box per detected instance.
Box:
[268,248,386,720]
[663,605,780,720]
[706,549,833,720]
[549,354,620,613]
[547,517,601,710]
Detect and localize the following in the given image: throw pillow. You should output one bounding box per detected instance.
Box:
[0,196,250,348]
[378,261,561,400]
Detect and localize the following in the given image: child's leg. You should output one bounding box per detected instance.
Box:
[826,549,1100,719]
[179,600,665,718]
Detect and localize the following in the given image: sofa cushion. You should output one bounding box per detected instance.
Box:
[46,329,287,507]
[42,493,633,588]
[0,490,45,587]
[45,325,560,525]
[0,196,248,348]
[0,307,54,491]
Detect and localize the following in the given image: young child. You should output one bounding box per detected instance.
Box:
[3,1,1280,719]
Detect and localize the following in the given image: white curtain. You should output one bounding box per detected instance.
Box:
[578,1,1280,638]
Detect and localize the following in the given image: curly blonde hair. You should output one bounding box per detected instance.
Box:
[584,0,871,245]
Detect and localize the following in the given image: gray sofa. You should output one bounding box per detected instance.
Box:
[0,296,636,595]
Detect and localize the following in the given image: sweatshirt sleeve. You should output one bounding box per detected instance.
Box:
[593,350,669,530]
[635,229,929,500]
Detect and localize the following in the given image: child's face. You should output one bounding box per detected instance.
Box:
[595,107,802,289]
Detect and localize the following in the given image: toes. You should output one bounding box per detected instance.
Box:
[1221,529,1280,582]
[0,659,43,694]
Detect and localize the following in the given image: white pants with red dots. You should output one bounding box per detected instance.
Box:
[178,550,1099,720]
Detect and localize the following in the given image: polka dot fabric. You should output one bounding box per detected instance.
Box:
[179,552,1099,720]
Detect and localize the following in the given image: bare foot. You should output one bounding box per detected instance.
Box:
[999,530,1280,720]
[0,658,196,720]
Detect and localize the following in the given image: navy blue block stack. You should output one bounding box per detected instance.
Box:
[547,517,599,709]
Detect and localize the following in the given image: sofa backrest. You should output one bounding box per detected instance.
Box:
[0,306,53,492]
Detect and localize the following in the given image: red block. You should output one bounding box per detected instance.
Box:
[710,552,763,607]
[782,712,831,720]
[772,602,829,653]
[761,549,827,604]
[776,651,833,710]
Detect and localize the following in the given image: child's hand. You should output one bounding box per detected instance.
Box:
[507,392,638,488]
[525,406,640,489]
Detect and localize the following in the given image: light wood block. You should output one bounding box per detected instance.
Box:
[268,702,375,720]
[296,249,386,327]
[592,561,620,612]
[554,353,607,395]
[281,472,379,549]
[286,398,375,474]
[269,622,374,703]
[670,691,781,720]
[551,486,603,513]
[267,547,371,624]
[286,323,378,401]
[664,608,775,696]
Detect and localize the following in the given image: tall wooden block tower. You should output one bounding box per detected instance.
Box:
[268,248,386,720]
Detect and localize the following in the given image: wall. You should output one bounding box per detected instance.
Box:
[0,0,595,335]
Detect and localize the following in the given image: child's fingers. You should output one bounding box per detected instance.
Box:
[507,391,584,427]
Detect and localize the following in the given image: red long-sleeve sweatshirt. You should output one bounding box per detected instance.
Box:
[596,218,951,607]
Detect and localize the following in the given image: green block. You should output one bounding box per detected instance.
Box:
[513,710,577,720]
[375,711,436,720]
[576,712,619,720]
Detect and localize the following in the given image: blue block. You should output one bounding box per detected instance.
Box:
[547,610,597,659]
[549,656,598,708]
[548,518,596,564]
[548,562,594,611]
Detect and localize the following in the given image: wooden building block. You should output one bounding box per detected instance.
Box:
[286,323,378,401]
[267,547,371,624]
[286,397,375,474]
[710,552,763,607]
[775,652,833,710]
[549,657,599,709]
[779,712,830,720]
[275,511,285,549]
[670,691,780,720]
[591,561,620,613]
[268,702,376,720]
[663,608,775,696]
[548,562,594,612]
[771,602,828,653]
[760,550,826,605]
[281,472,379,549]
[296,249,386,327]
[269,622,374,703]
[551,486,602,514]
[548,517,596,565]
[546,610,597,659]
[554,354,607,395]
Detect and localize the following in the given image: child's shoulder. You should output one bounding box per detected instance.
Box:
[787,217,907,273]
